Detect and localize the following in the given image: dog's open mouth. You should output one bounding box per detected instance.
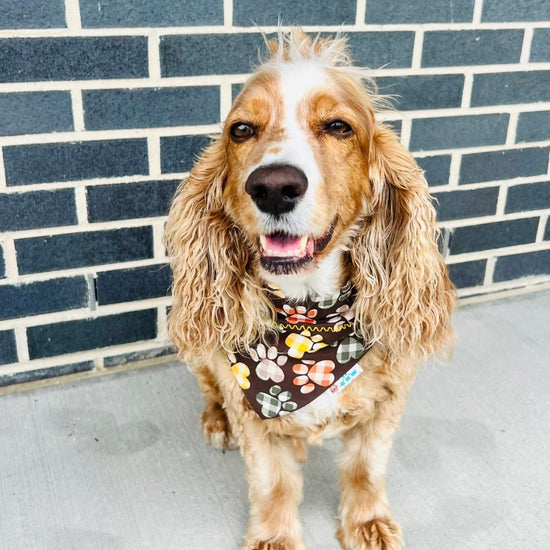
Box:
[258,225,334,275]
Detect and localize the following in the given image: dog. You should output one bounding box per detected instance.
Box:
[165,29,455,550]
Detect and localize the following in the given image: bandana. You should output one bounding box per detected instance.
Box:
[228,281,371,420]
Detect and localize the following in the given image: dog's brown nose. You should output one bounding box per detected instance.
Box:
[245,164,308,217]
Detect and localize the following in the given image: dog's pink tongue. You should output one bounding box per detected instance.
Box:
[265,235,302,255]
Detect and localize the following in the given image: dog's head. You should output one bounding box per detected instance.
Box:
[165,30,454,363]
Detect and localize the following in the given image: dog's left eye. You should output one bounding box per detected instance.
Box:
[324,120,354,138]
[230,122,257,142]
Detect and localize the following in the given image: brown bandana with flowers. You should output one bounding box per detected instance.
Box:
[228,281,371,420]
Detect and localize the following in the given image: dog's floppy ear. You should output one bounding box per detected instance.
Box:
[165,137,271,365]
[352,125,455,360]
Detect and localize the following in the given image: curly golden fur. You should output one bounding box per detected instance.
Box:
[165,30,455,550]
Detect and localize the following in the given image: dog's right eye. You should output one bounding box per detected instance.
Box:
[230,122,257,142]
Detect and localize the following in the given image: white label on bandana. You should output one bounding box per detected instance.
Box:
[330,364,363,395]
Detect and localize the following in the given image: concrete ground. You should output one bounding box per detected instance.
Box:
[0,290,549,550]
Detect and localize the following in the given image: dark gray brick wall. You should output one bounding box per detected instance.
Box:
[4,139,149,186]
[0,330,18,366]
[0,246,5,279]
[346,32,415,69]
[416,156,452,187]
[531,29,550,62]
[80,0,223,28]
[422,30,524,67]
[433,187,500,221]
[15,227,154,275]
[0,362,94,388]
[448,260,487,289]
[0,92,73,136]
[83,87,220,130]
[161,135,212,174]
[494,251,550,282]
[365,0,475,23]
[234,0,356,26]
[0,0,66,30]
[0,37,148,83]
[505,182,550,213]
[482,0,550,22]
[0,189,77,232]
[27,309,157,359]
[516,111,550,143]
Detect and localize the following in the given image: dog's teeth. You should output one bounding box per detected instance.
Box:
[259,235,268,251]
[299,236,308,252]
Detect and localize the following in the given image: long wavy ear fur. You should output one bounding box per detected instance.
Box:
[164,138,272,366]
[352,126,455,361]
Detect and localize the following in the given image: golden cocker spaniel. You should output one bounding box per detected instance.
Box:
[165,30,455,550]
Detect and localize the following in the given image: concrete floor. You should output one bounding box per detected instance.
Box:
[0,290,549,550]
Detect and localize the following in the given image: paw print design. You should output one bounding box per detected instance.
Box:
[292,360,335,394]
[278,304,318,325]
[285,330,327,359]
[250,343,287,383]
[256,385,298,418]
[327,304,355,330]
[228,353,251,389]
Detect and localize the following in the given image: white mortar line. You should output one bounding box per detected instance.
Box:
[458,275,550,299]
[536,214,548,243]
[1,238,18,279]
[157,307,168,341]
[506,111,519,145]
[411,30,424,69]
[439,209,548,228]
[446,241,550,264]
[70,89,85,132]
[0,147,6,189]
[13,327,30,362]
[152,222,167,259]
[74,186,89,225]
[0,297,172,331]
[496,184,508,216]
[356,0,367,25]
[520,27,534,64]
[483,257,496,286]
[399,117,412,148]
[461,73,473,109]
[64,0,82,30]
[448,153,462,187]
[148,33,162,79]
[429,174,550,192]
[224,0,234,28]
[220,81,234,121]
[472,0,484,24]
[147,136,162,177]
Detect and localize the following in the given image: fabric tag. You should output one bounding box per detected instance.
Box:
[330,364,363,395]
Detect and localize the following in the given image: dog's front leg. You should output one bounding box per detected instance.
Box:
[336,393,410,550]
[242,427,305,550]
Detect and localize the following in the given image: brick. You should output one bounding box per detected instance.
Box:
[0,92,73,136]
[0,362,94,388]
[482,0,549,22]
[161,135,212,174]
[531,29,550,62]
[410,114,509,152]
[233,0,356,26]
[0,246,5,279]
[0,330,17,366]
[494,251,550,282]
[505,182,550,213]
[376,75,464,111]
[416,155,452,186]
[0,189,77,232]
[448,260,487,289]
[433,187,499,221]
[385,120,402,137]
[422,30,523,67]
[96,264,171,305]
[15,227,153,275]
[449,218,539,255]
[80,0,222,27]
[83,87,220,131]
[87,180,179,222]
[4,139,148,186]
[545,218,550,240]
[0,277,88,321]
[104,346,174,367]
[365,0,474,23]
[346,32,415,69]
[516,111,550,143]
[460,147,550,185]
[27,309,157,360]
[0,0,66,29]
[0,37,148,83]
[471,71,550,107]
[161,34,266,77]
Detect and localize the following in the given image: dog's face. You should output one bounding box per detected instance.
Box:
[222,60,376,278]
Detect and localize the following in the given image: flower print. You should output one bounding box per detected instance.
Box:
[251,343,287,383]
[292,360,335,394]
[256,385,298,418]
[277,304,318,325]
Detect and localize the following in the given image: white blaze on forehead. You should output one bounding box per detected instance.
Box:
[251,60,328,236]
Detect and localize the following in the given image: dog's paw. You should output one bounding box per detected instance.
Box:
[244,539,304,550]
[337,518,403,550]
[200,405,238,451]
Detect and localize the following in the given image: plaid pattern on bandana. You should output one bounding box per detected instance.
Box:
[229,282,372,419]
